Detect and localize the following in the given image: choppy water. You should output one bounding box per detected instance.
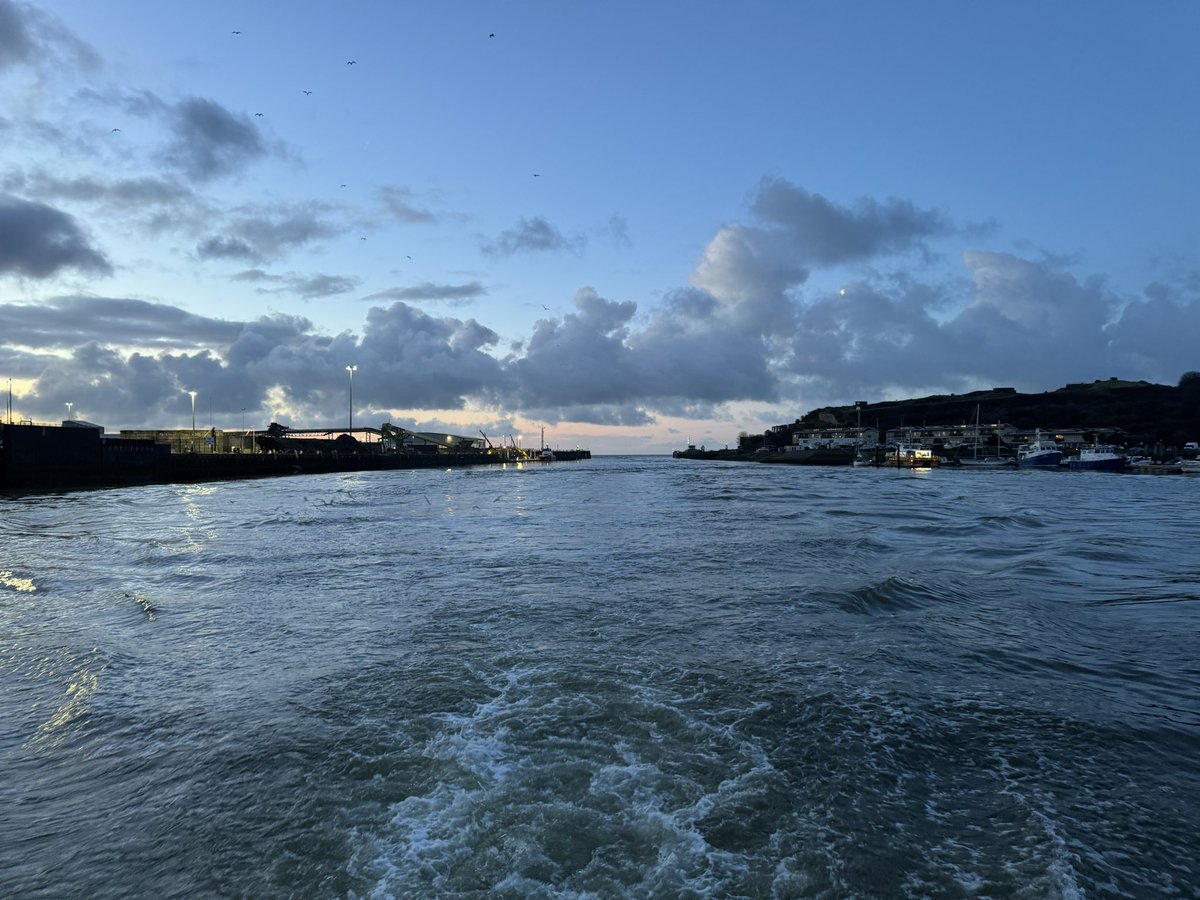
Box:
[2,457,1198,899]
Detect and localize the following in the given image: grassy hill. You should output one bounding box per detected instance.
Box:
[779,377,1200,450]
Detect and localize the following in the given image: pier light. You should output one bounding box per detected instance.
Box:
[65,401,73,420]
[345,365,357,433]
[187,390,198,452]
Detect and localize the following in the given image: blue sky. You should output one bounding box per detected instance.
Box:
[3,1,1198,452]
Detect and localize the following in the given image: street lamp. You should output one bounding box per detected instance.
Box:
[345,365,357,433]
[65,401,73,421]
[242,407,247,453]
[187,390,197,452]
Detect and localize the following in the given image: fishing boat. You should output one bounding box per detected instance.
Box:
[534,425,556,462]
[1066,445,1127,471]
[1016,430,1063,468]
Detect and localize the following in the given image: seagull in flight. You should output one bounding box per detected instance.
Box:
[111,127,121,132]
[346,60,357,65]
[255,112,264,117]
[231,30,241,35]
[303,90,312,95]
[489,33,495,38]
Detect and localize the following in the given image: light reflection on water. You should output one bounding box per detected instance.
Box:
[2,458,1198,897]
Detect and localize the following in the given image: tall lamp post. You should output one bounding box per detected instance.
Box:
[65,401,73,421]
[187,390,197,452]
[345,364,357,434]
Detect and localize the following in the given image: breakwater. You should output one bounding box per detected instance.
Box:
[0,423,589,491]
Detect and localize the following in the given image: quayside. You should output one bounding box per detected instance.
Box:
[0,422,590,492]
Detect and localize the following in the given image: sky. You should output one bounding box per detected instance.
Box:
[2,1,1199,453]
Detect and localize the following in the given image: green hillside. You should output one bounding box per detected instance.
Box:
[772,375,1200,450]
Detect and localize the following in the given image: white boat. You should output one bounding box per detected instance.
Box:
[1066,445,1127,471]
[882,442,939,468]
[1016,429,1063,468]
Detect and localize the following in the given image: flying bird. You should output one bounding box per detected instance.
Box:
[542,305,551,311]
[255,112,264,117]
[303,90,312,95]
[231,30,241,35]
[489,33,495,38]
[533,173,540,177]
[111,127,121,132]
[346,60,357,65]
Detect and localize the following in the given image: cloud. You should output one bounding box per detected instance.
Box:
[0,0,37,70]
[197,236,260,262]
[363,281,487,303]
[162,97,267,181]
[750,178,951,265]
[692,178,951,310]
[376,185,437,225]
[481,283,783,426]
[481,216,585,257]
[0,295,241,348]
[7,166,1198,437]
[7,171,194,208]
[605,214,632,248]
[231,270,360,298]
[197,202,342,262]
[0,195,112,278]
[775,249,1199,402]
[0,0,98,74]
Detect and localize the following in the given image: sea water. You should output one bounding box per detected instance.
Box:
[2,457,1198,898]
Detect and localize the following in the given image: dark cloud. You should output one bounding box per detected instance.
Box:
[6,168,1197,435]
[750,178,951,265]
[481,216,584,257]
[197,236,261,262]
[363,281,487,303]
[254,273,361,299]
[0,295,241,348]
[0,0,36,70]
[196,203,341,263]
[231,268,275,283]
[163,98,267,181]
[10,171,193,207]
[774,250,1196,403]
[23,343,242,427]
[291,275,359,299]
[693,179,951,310]
[0,195,112,278]
[0,0,98,73]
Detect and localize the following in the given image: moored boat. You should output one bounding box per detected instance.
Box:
[1066,445,1127,471]
[1016,430,1063,468]
[957,403,1013,467]
[881,442,940,468]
